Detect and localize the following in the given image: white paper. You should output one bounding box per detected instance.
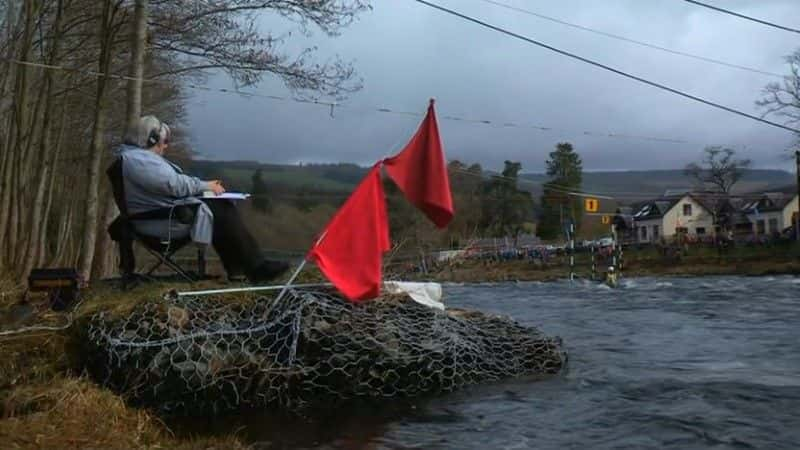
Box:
[202,192,251,200]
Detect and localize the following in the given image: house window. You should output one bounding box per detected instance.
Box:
[696,227,706,235]
[683,204,692,216]
[768,218,778,234]
[653,225,659,240]
[756,220,765,235]
[676,226,688,234]
[640,226,647,240]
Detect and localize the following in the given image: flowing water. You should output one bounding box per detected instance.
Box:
[174,275,800,449]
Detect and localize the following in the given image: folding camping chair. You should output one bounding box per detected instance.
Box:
[106,157,206,289]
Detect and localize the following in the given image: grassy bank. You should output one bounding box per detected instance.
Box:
[0,278,253,449]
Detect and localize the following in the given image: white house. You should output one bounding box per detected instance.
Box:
[632,194,715,243]
[741,193,799,237]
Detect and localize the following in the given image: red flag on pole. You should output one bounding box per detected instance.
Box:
[306,165,391,301]
[384,99,454,228]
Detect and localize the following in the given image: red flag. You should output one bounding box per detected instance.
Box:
[384,99,454,228]
[306,165,391,301]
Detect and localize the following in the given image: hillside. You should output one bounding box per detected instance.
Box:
[185,161,794,203]
[518,169,795,202]
[186,160,369,193]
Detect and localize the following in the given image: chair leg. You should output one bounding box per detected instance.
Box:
[119,239,136,276]
[197,246,207,279]
[162,255,195,283]
[144,256,165,276]
[141,243,196,283]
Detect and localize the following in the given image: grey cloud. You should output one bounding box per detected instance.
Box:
[186,0,800,173]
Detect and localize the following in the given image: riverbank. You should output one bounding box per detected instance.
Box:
[0,278,252,449]
[406,244,800,283]
[1,244,798,448]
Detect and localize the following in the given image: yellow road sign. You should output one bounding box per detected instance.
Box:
[585,198,599,213]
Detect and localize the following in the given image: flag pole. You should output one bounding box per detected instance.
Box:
[275,230,328,302]
[175,282,332,298]
[174,230,327,299]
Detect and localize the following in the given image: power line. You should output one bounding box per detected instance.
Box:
[410,0,800,134]
[1,56,697,146]
[682,0,800,34]
[476,0,783,78]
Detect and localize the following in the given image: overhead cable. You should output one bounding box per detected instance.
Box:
[410,0,800,134]
[682,0,800,34]
[0,56,694,145]
[476,0,783,78]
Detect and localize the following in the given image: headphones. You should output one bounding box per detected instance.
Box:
[146,119,165,148]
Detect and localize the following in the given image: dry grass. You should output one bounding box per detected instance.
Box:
[0,378,248,449]
[0,274,267,449]
[0,263,337,449]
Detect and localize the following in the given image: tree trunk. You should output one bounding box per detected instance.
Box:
[13,73,48,269]
[77,0,115,283]
[0,0,35,268]
[22,0,64,276]
[125,0,147,140]
[92,0,148,279]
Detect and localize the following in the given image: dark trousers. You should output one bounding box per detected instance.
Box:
[202,199,264,276]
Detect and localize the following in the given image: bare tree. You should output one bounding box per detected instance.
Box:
[21,0,66,278]
[148,0,369,98]
[758,48,800,240]
[685,146,752,194]
[77,0,125,282]
[0,0,371,280]
[758,49,800,131]
[685,146,752,235]
[125,0,147,140]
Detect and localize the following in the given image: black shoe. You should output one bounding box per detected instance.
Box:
[247,260,289,283]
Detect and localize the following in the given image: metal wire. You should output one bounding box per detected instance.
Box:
[86,288,566,413]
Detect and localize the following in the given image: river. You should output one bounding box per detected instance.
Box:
[174,275,800,449]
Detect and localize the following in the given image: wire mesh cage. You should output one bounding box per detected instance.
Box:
[86,288,566,414]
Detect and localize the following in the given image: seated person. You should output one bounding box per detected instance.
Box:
[114,115,288,282]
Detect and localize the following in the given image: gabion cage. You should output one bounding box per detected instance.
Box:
[86,289,566,414]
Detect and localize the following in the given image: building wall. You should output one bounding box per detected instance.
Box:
[634,195,714,243]
[661,195,714,238]
[746,211,783,236]
[635,218,662,243]
[782,194,799,231]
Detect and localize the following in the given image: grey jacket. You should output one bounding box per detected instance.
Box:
[114,144,213,245]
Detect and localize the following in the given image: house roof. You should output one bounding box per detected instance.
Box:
[629,189,798,225]
[741,192,798,214]
[632,195,683,220]
[632,191,741,221]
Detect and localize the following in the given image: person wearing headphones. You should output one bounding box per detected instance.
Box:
[113,115,289,282]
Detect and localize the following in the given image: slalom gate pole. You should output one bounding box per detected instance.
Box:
[569,223,575,282]
[611,224,617,272]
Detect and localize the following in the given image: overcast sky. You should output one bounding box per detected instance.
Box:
[185,0,800,173]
